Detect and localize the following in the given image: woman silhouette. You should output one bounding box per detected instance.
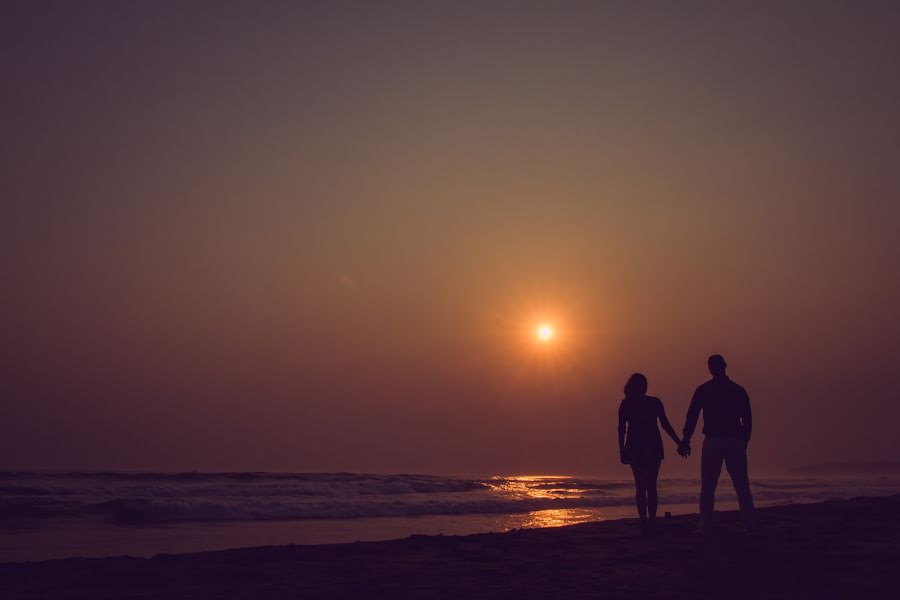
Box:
[617,373,683,528]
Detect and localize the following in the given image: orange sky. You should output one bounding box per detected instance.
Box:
[2,2,900,474]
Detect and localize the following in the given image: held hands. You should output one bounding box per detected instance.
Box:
[619,450,630,465]
[677,440,691,459]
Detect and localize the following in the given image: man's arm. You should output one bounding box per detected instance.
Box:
[741,388,752,444]
[682,388,702,444]
[617,404,627,462]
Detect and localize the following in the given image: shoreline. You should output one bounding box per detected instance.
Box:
[3,494,900,598]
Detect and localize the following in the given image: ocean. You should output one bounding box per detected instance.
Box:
[3,471,899,563]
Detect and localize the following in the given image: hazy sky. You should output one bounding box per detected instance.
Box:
[3,1,899,475]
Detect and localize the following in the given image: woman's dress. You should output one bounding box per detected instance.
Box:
[619,395,665,465]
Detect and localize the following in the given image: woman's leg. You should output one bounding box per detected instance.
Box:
[629,464,648,521]
[645,461,661,521]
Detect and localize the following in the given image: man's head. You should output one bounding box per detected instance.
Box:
[708,354,727,377]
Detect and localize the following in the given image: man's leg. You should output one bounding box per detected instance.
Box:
[699,437,724,529]
[724,438,755,530]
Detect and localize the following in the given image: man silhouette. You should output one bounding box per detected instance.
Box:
[680,354,755,532]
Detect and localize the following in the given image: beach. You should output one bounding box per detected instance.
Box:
[3,494,899,599]
[5,472,900,562]
[6,3,900,598]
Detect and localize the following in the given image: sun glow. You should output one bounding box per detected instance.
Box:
[536,323,554,342]
[479,294,597,386]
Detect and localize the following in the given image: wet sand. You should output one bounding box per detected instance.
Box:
[3,494,899,599]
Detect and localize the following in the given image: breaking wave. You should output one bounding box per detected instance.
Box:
[2,471,898,524]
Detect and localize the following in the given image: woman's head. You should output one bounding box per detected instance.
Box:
[624,373,648,398]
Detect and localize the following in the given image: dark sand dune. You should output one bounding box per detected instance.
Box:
[3,495,899,599]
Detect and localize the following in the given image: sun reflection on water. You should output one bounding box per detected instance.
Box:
[485,475,611,529]
[519,508,597,528]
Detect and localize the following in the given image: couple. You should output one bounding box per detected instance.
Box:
[617,354,754,533]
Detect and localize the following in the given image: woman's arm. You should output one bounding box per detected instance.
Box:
[657,399,682,447]
[617,403,628,463]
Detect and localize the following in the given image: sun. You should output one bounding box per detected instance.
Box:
[535,323,554,342]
